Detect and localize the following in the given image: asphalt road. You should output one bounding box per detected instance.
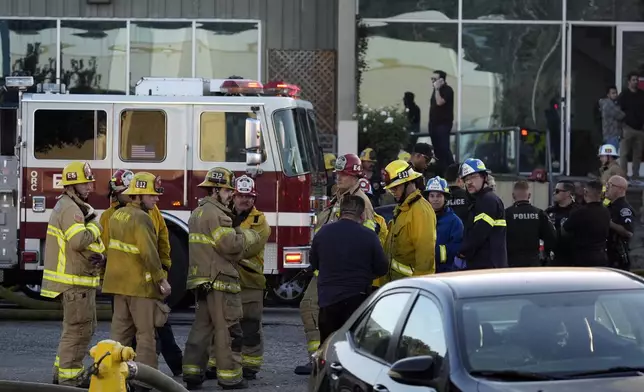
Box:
[0,307,309,391]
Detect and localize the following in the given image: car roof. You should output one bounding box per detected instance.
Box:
[391,268,644,299]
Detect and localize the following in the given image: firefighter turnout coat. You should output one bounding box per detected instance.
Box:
[102,202,166,300]
[100,202,172,273]
[187,195,260,292]
[237,207,271,290]
[316,182,375,229]
[41,193,105,298]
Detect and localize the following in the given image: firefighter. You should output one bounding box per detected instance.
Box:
[102,172,170,391]
[599,144,625,185]
[206,175,271,381]
[382,160,437,283]
[444,163,469,223]
[504,180,556,267]
[424,177,464,272]
[605,175,634,270]
[457,158,508,269]
[295,153,376,376]
[43,161,104,388]
[359,147,384,207]
[545,181,580,266]
[182,167,260,390]
[100,169,183,377]
[324,153,336,197]
[358,178,388,245]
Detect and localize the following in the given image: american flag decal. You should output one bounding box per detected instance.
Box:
[131,145,156,159]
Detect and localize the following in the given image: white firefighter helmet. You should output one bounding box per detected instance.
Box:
[598,144,619,157]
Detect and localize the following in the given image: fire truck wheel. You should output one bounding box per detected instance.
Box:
[271,275,308,306]
[166,229,188,310]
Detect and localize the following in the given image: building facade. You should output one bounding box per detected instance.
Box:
[359,0,644,175]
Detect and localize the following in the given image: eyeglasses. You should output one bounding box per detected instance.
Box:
[430,77,437,81]
[553,189,568,194]
[607,182,626,189]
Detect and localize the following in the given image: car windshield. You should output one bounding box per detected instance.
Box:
[273,107,324,181]
[458,289,644,376]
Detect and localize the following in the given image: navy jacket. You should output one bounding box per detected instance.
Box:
[435,207,464,273]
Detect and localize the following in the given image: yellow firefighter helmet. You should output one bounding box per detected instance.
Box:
[397,151,411,161]
[123,172,164,196]
[324,153,336,170]
[198,167,235,189]
[61,161,95,186]
[383,160,422,190]
[359,148,377,162]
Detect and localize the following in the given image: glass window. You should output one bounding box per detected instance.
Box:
[119,110,166,162]
[396,296,447,360]
[352,292,411,362]
[568,0,644,21]
[458,290,644,376]
[34,109,107,160]
[60,21,127,94]
[463,0,562,20]
[273,108,311,176]
[195,22,260,80]
[360,22,458,133]
[129,22,192,91]
[457,129,519,174]
[461,24,562,132]
[200,111,262,162]
[0,20,57,86]
[359,0,457,20]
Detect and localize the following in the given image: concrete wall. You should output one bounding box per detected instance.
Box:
[0,0,338,51]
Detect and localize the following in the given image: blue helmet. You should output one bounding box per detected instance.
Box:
[425,176,450,194]
[459,158,488,178]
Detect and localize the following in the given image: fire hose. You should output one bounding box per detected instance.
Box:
[0,340,188,392]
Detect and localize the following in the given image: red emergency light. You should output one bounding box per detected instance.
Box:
[219,79,263,95]
[264,80,301,97]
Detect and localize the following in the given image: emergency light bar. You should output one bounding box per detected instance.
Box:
[264,80,301,97]
[219,79,263,95]
[5,76,34,88]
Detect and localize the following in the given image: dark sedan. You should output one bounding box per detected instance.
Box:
[309,268,644,391]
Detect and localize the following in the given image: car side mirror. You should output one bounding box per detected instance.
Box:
[245,118,262,151]
[387,355,439,387]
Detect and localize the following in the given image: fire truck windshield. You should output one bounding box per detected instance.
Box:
[273,108,324,181]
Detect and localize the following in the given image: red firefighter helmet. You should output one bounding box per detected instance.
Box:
[334,153,363,177]
[234,175,257,197]
[528,168,547,183]
[109,169,134,195]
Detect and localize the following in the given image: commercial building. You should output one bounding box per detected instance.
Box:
[359,0,644,175]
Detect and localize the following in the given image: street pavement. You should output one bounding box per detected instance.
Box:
[0,307,309,391]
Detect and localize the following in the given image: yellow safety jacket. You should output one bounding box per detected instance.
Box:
[237,207,271,290]
[102,201,166,300]
[41,193,105,298]
[383,190,437,283]
[371,213,389,288]
[187,195,260,293]
[100,201,171,273]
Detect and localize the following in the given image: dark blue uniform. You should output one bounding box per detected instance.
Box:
[505,201,556,267]
[459,187,508,269]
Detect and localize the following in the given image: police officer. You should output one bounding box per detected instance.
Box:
[359,147,384,206]
[458,158,508,269]
[43,161,104,387]
[562,180,611,267]
[182,168,260,390]
[409,143,433,189]
[382,160,437,281]
[505,180,556,267]
[295,153,376,375]
[100,169,183,377]
[444,163,469,223]
[605,175,634,270]
[545,181,579,266]
[206,175,271,381]
[102,172,170,392]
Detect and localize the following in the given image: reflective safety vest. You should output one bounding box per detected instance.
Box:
[41,194,105,298]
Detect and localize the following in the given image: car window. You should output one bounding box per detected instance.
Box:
[353,292,410,362]
[396,295,447,361]
[595,298,635,339]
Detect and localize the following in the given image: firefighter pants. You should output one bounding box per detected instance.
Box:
[299,277,320,354]
[183,289,244,386]
[110,295,159,369]
[208,289,264,373]
[53,287,97,386]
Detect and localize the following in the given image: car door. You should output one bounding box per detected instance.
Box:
[330,290,416,392]
[373,294,448,392]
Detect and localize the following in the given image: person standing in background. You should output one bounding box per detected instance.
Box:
[618,72,644,181]
[429,70,455,177]
[599,85,625,149]
[444,163,470,223]
[403,92,421,134]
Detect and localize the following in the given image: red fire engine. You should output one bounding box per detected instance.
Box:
[0,76,325,306]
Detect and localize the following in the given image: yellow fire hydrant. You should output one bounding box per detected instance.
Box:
[88,339,136,392]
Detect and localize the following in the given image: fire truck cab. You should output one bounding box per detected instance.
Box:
[0,76,326,306]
